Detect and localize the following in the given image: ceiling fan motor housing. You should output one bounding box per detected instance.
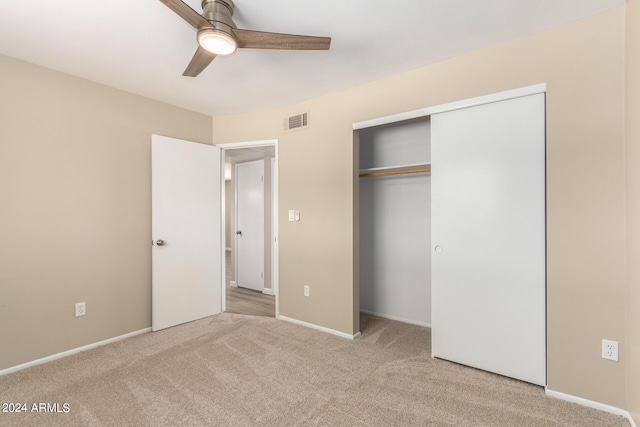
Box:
[201,0,236,37]
[160,0,331,76]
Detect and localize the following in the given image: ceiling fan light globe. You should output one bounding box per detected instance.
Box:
[198,29,237,55]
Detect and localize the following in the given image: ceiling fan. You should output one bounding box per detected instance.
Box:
[160,0,332,77]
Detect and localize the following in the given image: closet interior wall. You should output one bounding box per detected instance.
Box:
[358,117,432,326]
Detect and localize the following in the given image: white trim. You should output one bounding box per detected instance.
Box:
[216,139,278,149]
[278,315,361,340]
[353,83,547,130]
[545,388,637,426]
[272,149,279,318]
[220,151,227,314]
[360,310,431,328]
[262,288,275,296]
[0,328,151,376]
[271,157,277,299]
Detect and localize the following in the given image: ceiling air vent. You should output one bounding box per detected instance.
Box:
[284,112,309,132]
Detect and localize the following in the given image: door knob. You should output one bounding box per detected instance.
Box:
[156,240,166,246]
[434,245,443,253]
[236,230,243,236]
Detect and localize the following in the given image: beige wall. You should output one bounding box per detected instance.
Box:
[212,8,627,408]
[225,180,233,249]
[226,172,237,284]
[0,54,212,370]
[626,1,640,423]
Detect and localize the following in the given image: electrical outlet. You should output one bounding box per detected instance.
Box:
[602,339,618,361]
[303,285,310,297]
[75,302,86,317]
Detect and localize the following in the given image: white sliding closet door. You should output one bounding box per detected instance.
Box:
[431,93,546,386]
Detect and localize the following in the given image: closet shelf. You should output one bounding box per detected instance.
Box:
[359,163,431,178]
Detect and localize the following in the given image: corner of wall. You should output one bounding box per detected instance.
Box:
[625,0,640,423]
[352,129,360,335]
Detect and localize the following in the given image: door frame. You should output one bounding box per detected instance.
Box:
[217,139,279,318]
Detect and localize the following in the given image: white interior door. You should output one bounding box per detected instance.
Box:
[431,93,546,385]
[236,160,264,291]
[152,135,222,331]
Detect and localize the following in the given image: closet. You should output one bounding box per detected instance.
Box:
[356,86,546,387]
[359,117,431,326]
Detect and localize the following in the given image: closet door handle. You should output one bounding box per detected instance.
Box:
[434,245,443,253]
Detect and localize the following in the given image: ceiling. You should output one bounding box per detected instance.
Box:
[225,146,275,164]
[224,146,275,180]
[0,0,625,116]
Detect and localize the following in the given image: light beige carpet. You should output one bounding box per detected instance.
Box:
[0,314,630,426]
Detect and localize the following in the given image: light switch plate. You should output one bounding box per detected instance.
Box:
[289,210,300,222]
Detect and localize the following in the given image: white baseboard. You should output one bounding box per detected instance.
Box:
[545,388,637,427]
[262,288,275,296]
[0,327,151,377]
[278,315,360,340]
[360,309,431,328]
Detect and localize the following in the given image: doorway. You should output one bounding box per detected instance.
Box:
[353,84,546,386]
[220,140,278,318]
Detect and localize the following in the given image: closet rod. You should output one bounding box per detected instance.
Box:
[359,167,431,178]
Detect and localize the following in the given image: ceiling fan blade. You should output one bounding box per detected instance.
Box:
[233,29,331,50]
[159,0,212,30]
[183,46,217,77]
